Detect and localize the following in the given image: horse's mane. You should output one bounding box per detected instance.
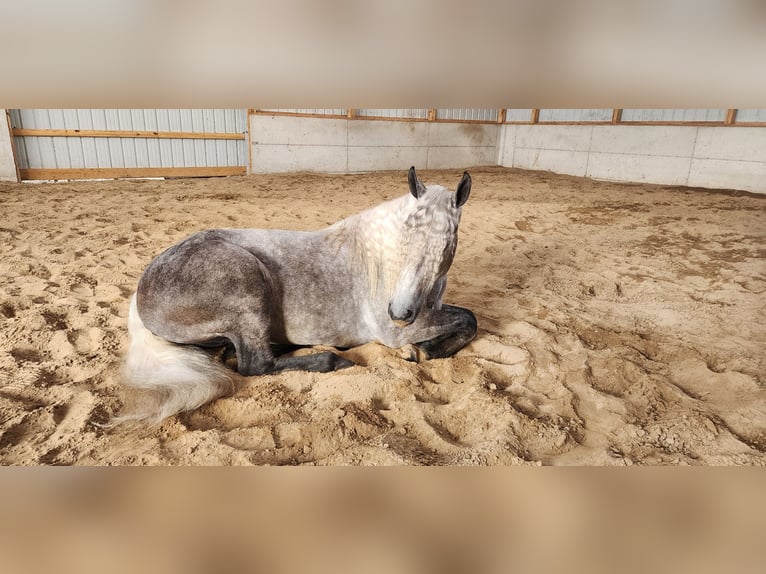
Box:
[325,186,458,300]
[324,194,411,298]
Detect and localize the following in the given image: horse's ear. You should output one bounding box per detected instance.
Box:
[454,171,471,207]
[408,166,426,199]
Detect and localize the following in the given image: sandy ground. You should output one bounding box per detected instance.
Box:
[0,167,764,465]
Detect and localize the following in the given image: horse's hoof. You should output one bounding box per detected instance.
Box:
[332,355,355,370]
[398,344,426,363]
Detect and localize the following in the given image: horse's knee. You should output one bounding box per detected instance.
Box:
[459,308,477,338]
[411,306,477,360]
[447,306,477,341]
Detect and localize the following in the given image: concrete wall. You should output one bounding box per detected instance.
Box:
[498,124,766,194]
[250,114,498,173]
[0,110,18,181]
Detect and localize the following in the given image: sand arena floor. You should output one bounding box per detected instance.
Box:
[0,167,764,465]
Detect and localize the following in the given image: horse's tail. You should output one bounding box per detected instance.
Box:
[111,295,239,425]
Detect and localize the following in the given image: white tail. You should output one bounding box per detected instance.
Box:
[113,295,238,424]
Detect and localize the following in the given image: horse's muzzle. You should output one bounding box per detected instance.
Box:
[388,303,416,326]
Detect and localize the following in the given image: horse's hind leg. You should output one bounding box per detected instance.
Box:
[270,342,301,356]
[231,317,353,375]
[233,342,353,375]
[227,313,278,376]
[235,346,353,375]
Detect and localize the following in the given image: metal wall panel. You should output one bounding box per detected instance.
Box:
[504,109,534,122]
[356,108,429,119]
[621,109,726,122]
[436,109,498,122]
[10,109,248,172]
[13,109,247,132]
[15,137,248,169]
[260,108,347,116]
[259,108,499,121]
[539,109,612,122]
[735,109,766,123]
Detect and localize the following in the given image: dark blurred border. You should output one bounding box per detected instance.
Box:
[1,1,764,108]
[0,467,763,573]
[1,2,764,571]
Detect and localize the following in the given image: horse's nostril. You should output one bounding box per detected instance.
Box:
[388,304,415,323]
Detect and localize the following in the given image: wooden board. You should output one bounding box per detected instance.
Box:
[5,111,21,182]
[19,166,247,180]
[251,109,503,125]
[249,108,766,128]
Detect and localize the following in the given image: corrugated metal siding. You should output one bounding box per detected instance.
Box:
[15,136,247,169]
[356,109,429,119]
[10,109,248,170]
[621,109,726,122]
[12,109,247,132]
[539,109,612,122]
[735,109,766,123]
[504,109,534,122]
[260,108,347,116]
[436,109,498,122]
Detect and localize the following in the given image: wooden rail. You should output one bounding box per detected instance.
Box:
[5,111,21,181]
[19,167,247,180]
[250,108,764,127]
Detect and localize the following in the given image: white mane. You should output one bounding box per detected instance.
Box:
[325,185,458,297]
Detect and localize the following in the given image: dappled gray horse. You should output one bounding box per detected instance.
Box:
[121,167,476,422]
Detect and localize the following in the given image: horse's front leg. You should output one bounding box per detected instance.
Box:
[391,304,477,361]
[425,276,447,310]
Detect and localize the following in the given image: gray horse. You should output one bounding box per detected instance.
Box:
[120,167,477,422]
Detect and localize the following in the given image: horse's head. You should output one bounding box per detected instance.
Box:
[388,167,471,325]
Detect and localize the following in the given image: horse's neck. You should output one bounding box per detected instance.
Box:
[333,195,412,297]
[357,195,409,254]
